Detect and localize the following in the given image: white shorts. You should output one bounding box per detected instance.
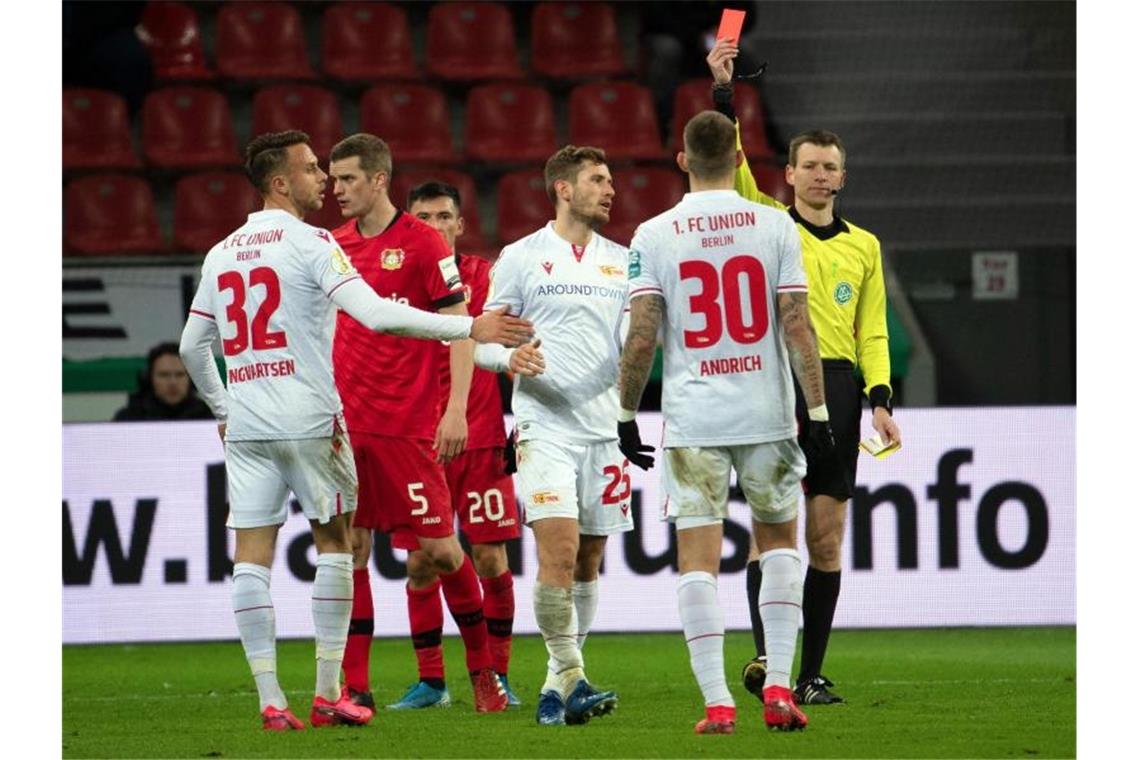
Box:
[662,439,805,525]
[515,438,635,536]
[225,425,358,529]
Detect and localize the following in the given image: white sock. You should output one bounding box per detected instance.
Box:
[544,579,599,686]
[572,579,599,650]
[678,571,733,708]
[543,602,579,692]
[233,562,286,711]
[758,548,804,690]
[312,552,353,702]
[534,583,584,696]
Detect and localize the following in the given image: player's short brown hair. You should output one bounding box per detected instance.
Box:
[788,129,846,168]
[544,145,608,205]
[245,130,311,194]
[330,133,393,178]
[682,111,737,179]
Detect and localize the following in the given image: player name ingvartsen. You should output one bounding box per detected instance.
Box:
[227,359,297,385]
[699,354,763,377]
[222,228,285,249]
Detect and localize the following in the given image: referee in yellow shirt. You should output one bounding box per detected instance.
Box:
[707,40,902,706]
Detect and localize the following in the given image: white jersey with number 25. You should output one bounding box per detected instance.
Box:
[628,189,807,448]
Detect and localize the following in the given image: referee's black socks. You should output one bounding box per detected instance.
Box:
[797,566,842,683]
[745,559,765,657]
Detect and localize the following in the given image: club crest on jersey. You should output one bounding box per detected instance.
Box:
[381,248,405,270]
[834,281,854,305]
[531,491,561,505]
[331,246,352,275]
[542,261,554,275]
[598,264,624,278]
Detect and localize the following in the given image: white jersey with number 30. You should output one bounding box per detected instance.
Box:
[629,190,807,447]
[187,209,361,441]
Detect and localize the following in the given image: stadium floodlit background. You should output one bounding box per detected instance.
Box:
[61,1,1076,757]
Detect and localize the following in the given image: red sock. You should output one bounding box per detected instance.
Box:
[407,580,445,681]
[343,567,373,692]
[480,571,515,676]
[439,555,493,673]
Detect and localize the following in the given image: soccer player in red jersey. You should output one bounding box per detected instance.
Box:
[327,134,507,713]
[399,180,546,708]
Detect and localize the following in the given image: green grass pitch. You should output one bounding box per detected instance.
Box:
[63,627,1074,758]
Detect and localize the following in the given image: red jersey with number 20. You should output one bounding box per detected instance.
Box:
[439,253,506,450]
[628,190,808,447]
[332,211,466,439]
[187,209,362,441]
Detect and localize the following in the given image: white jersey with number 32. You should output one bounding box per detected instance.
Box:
[629,190,807,447]
[187,209,362,441]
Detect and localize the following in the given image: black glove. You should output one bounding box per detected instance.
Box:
[802,420,837,463]
[503,429,518,475]
[618,419,655,470]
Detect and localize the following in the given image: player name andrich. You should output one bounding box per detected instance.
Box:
[671,210,757,235]
[535,283,626,300]
[227,359,296,385]
[222,229,284,249]
[699,354,763,377]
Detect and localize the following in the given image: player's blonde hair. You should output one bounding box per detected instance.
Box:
[544,145,608,206]
[330,133,393,178]
[682,111,737,179]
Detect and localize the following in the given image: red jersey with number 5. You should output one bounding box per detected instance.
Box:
[438,253,506,450]
[186,209,363,441]
[332,211,466,439]
[628,190,808,447]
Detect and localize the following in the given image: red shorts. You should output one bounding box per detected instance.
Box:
[350,433,454,550]
[445,447,520,544]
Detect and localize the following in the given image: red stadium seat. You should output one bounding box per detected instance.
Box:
[136,1,214,80]
[65,175,164,255]
[569,82,663,161]
[215,2,314,80]
[607,166,686,246]
[321,2,416,81]
[390,168,486,249]
[359,85,454,164]
[252,85,343,158]
[63,89,141,171]
[142,87,239,169]
[671,79,774,157]
[465,84,557,163]
[174,172,261,253]
[496,169,552,245]
[748,158,794,207]
[426,2,522,81]
[531,2,626,79]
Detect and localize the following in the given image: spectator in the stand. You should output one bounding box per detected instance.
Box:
[113,342,215,422]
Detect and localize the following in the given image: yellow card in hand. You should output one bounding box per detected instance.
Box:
[859,434,901,459]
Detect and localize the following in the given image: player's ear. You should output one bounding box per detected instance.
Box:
[456,217,465,237]
[784,164,795,186]
[270,172,289,198]
[734,149,744,168]
[676,151,689,173]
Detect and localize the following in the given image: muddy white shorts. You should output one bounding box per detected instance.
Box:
[515,438,634,536]
[225,425,358,529]
[662,439,805,525]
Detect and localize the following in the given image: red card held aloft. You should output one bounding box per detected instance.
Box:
[717,9,746,45]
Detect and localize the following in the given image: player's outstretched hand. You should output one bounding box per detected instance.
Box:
[472,306,534,347]
[618,419,655,470]
[707,38,738,85]
[802,420,837,462]
[510,338,545,377]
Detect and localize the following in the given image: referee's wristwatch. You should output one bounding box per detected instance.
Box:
[869,385,892,415]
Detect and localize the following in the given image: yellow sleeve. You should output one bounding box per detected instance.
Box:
[854,234,892,396]
[733,122,786,211]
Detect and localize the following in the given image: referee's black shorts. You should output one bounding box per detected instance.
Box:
[793,359,861,501]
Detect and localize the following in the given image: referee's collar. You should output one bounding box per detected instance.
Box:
[789,206,849,241]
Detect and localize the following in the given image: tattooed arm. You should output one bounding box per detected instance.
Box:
[778,291,827,409]
[619,294,665,414]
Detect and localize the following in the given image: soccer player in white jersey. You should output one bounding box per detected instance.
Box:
[178,130,532,731]
[477,145,631,726]
[617,112,836,734]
